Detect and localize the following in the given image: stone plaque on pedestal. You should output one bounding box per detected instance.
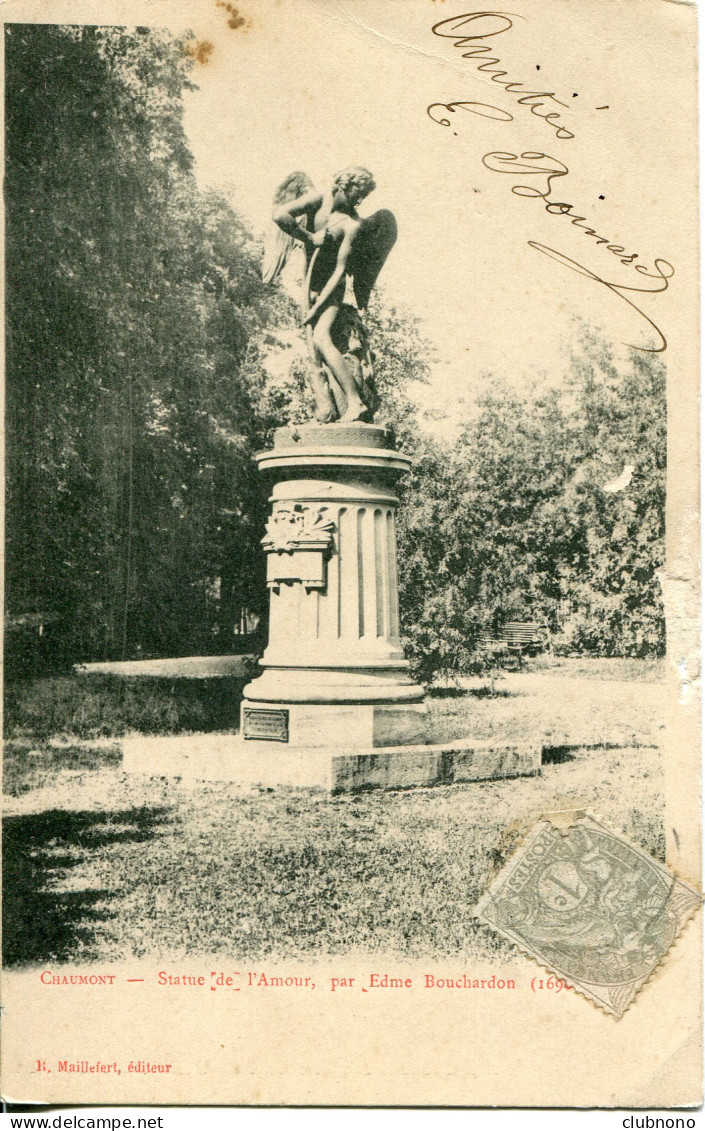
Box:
[242,706,290,742]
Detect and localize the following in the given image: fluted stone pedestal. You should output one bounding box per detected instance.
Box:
[241,422,427,750]
[122,421,542,788]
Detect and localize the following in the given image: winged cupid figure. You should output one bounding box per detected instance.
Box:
[262,167,397,423]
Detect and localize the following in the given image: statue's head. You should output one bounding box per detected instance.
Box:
[332,166,376,207]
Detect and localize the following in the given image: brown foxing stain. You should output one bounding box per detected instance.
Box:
[184,39,215,64]
[216,0,248,30]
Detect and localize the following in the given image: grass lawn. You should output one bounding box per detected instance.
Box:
[3,658,665,966]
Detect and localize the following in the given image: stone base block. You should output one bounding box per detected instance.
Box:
[241,700,428,749]
[333,741,541,792]
[121,734,541,792]
[122,733,338,788]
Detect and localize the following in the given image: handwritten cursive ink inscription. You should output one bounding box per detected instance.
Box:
[428,100,514,126]
[427,12,675,351]
[528,243,674,352]
[482,151,642,266]
[431,12,575,140]
[479,152,674,348]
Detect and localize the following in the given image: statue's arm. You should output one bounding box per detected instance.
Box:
[303,223,357,325]
[273,189,324,251]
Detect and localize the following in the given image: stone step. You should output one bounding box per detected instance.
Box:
[121,733,540,792]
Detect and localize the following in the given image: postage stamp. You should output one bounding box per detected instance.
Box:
[475,814,702,1018]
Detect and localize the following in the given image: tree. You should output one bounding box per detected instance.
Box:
[5,25,293,667]
[396,332,666,683]
[553,333,666,656]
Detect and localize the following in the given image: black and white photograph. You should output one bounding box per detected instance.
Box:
[1,0,700,1109]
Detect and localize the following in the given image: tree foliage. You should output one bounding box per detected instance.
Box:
[397,332,666,682]
[6,25,291,665]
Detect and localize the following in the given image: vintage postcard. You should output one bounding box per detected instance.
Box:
[1,0,701,1109]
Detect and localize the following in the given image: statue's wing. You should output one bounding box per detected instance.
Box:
[350,209,398,309]
[262,171,316,285]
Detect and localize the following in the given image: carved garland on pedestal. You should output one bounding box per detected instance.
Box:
[262,504,336,592]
